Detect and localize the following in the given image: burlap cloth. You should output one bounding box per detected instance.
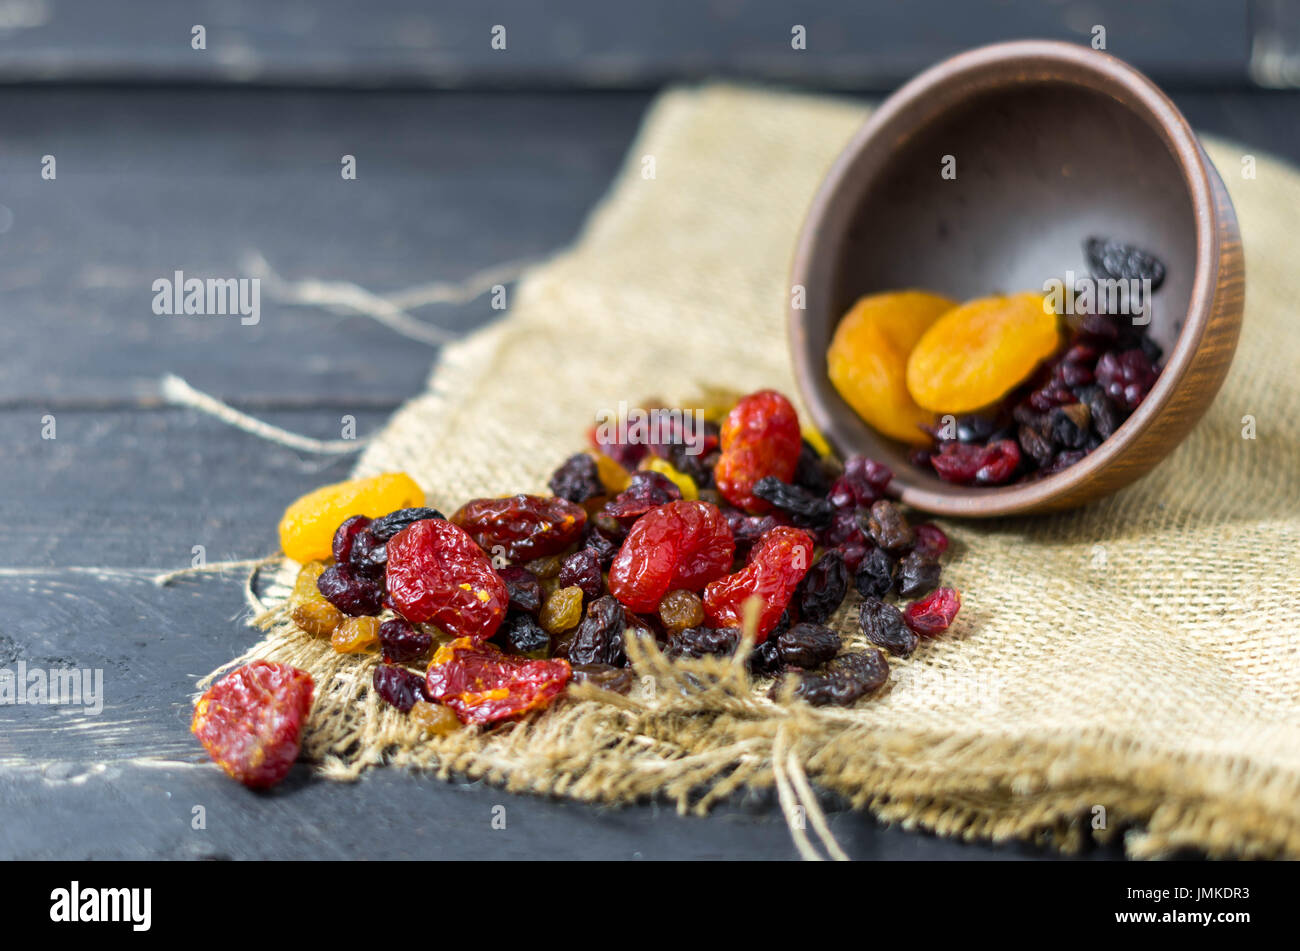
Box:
[221,85,1300,859]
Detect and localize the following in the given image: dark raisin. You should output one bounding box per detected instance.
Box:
[332,515,372,565]
[1076,385,1121,440]
[603,470,682,522]
[751,621,841,675]
[565,594,626,666]
[548,453,604,504]
[864,499,913,550]
[368,507,446,542]
[894,551,941,599]
[316,564,383,617]
[372,664,428,713]
[859,597,917,657]
[855,547,896,599]
[955,414,996,443]
[1084,236,1166,290]
[558,548,604,601]
[581,525,621,568]
[792,440,835,495]
[795,550,849,624]
[496,611,550,656]
[1017,423,1055,468]
[569,663,636,694]
[751,476,834,529]
[1040,449,1088,476]
[1048,402,1092,450]
[348,529,388,576]
[378,617,432,664]
[664,626,740,659]
[772,649,889,707]
[498,565,542,615]
[723,508,786,551]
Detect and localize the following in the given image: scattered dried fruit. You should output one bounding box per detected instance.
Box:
[191,661,314,788]
[702,526,815,641]
[425,637,570,725]
[279,472,424,563]
[385,518,508,641]
[451,494,587,562]
[714,390,802,513]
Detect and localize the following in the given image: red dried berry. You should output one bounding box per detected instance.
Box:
[828,456,893,510]
[379,617,432,664]
[607,500,735,614]
[903,587,962,636]
[425,637,571,725]
[558,548,604,601]
[372,664,429,712]
[930,439,1021,486]
[603,470,682,523]
[911,523,949,560]
[450,494,587,562]
[332,514,372,564]
[713,390,802,514]
[1096,348,1159,411]
[191,661,314,789]
[385,518,508,641]
[702,526,815,642]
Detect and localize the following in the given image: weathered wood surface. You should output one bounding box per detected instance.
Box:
[2,83,1294,859]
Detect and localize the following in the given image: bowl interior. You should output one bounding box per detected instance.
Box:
[799,76,1199,500]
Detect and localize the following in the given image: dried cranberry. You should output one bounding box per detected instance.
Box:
[911,523,949,560]
[379,618,432,664]
[582,525,621,568]
[1096,348,1159,411]
[332,515,373,565]
[317,563,383,617]
[607,500,735,614]
[548,453,604,504]
[903,587,962,636]
[794,550,849,624]
[930,439,1021,486]
[828,456,893,510]
[498,565,542,615]
[603,470,682,523]
[348,529,388,576]
[373,664,429,713]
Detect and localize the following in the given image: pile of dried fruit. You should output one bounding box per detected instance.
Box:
[828,237,1167,485]
[193,389,963,788]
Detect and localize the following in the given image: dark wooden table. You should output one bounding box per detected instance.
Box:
[2,81,1295,860]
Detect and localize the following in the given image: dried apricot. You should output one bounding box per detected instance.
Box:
[906,292,1061,413]
[827,290,956,445]
[278,472,424,563]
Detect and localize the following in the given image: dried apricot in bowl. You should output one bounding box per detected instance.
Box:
[905,292,1061,414]
[827,290,956,446]
[278,472,424,563]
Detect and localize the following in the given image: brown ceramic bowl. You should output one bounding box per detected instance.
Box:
[788,40,1244,517]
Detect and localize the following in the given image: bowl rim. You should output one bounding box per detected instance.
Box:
[787,39,1222,517]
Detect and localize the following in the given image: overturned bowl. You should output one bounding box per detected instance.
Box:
[788,40,1244,517]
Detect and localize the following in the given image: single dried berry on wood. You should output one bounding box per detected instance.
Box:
[894,550,942,599]
[702,526,815,642]
[713,390,803,513]
[498,565,542,615]
[658,589,705,634]
[379,617,433,664]
[279,472,424,563]
[373,664,429,713]
[1084,236,1167,290]
[903,587,962,636]
[772,649,889,707]
[496,611,550,656]
[664,625,741,659]
[607,500,735,613]
[317,563,384,617]
[750,621,841,676]
[451,494,586,562]
[855,547,896,599]
[409,700,461,736]
[385,518,508,641]
[558,548,604,601]
[827,291,955,445]
[425,637,570,725]
[794,550,848,624]
[751,476,834,528]
[865,499,913,550]
[191,661,314,789]
[548,453,604,504]
[332,616,381,654]
[906,292,1061,414]
[290,561,343,636]
[367,506,446,542]
[564,594,626,666]
[859,597,918,657]
[539,585,585,634]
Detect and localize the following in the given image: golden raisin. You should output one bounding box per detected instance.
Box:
[540,585,585,634]
[588,451,631,494]
[525,554,565,580]
[642,456,698,501]
[409,700,462,736]
[278,472,424,563]
[827,290,956,445]
[658,589,705,634]
[290,561,342,636]
[906,292,1061,414]
[331,616,381,654]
